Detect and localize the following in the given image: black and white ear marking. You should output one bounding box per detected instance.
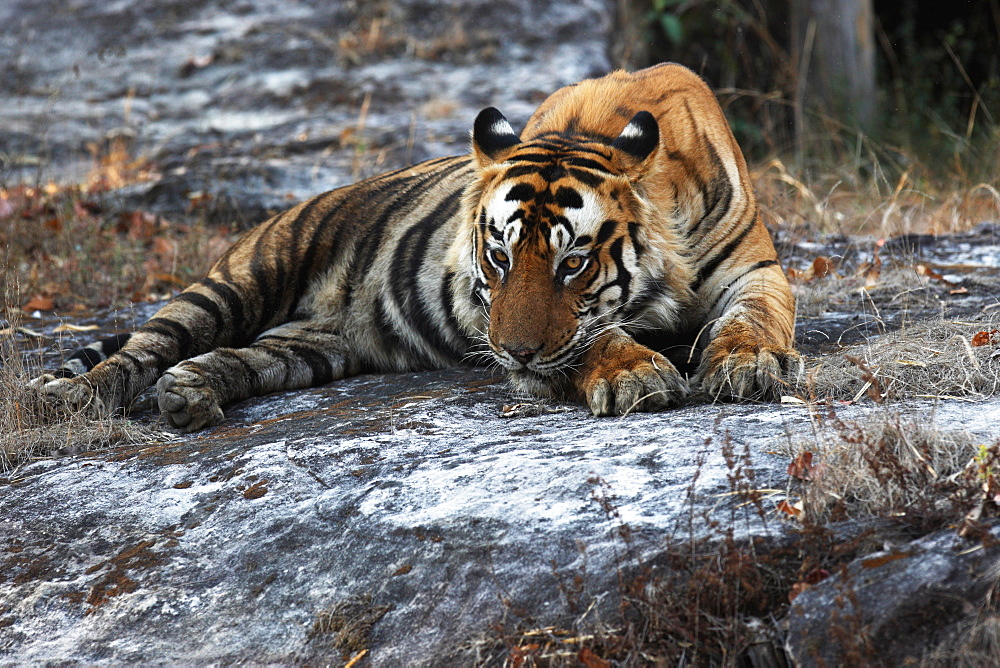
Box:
[473,107,520,162]
[611,111,659,161]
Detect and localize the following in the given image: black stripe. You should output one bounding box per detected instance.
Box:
[343,159,471,308]
[687,145,733,238]
[607,236,630,303]
[566,168,604,188]
[373,297,412,360]
[554,186,583,209]
[704,259,780,314]
[509,153,559,164]
[201,278,248,345]
[144,317,194,356]
[627,222,645,257]
[66,347,104,372]
[440,270,468,355]
[563,157,613,173]
[100,333,130,355]
[117,350,143,371]
[505,183,536,201]
[291,192,339,301]
[172,292,226,338]
[212,349,261,387]
[596,220,617,244]
[621,279,675,320]
[282,343,335,385]
[692,220,754,292]
[389,192,464,359]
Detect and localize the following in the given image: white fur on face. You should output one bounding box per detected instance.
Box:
[484,184,522,238]
[558,189,604,238]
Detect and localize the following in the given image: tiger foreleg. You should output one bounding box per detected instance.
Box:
[696,274,801,402]
[29,345,162,419]
[573,326,690,417]
[155,320,350,431]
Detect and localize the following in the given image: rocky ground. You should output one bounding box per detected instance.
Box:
[3,0,1000,665]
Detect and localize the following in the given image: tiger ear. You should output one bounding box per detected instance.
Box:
[472,107,521,167]
[611,111,660,181]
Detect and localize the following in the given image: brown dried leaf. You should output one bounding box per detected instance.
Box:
[22,295,55,311]
[811,255,833,279]
[971,330,1000,347]
[578,647,612,668]
[787,451,815,480]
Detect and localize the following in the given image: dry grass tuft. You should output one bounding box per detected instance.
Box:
[0,308,169,475]
[922,607,1000,667]
[782,411,981,525]
[803,319,1000,403]
[755,158,1000,238]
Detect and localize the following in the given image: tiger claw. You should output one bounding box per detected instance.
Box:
[585,352,689,417]
[699,344,802,401]
[29,374,107,416]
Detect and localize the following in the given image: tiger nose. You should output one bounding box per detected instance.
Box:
[503,346,538,365]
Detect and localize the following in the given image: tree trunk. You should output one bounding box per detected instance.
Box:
[792,0,876,138]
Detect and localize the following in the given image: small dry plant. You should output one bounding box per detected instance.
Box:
[780,409,983,526]
[1,137,236,313]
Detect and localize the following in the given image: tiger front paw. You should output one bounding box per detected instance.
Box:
[156,367,224,432]
[579,334,689,416]
[698,341,802,402]
[28,374,108,417]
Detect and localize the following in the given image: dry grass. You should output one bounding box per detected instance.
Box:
[780,411,981,525]
[0,307,171,474]
[754,157,1000,238]
[803,319,1000,403]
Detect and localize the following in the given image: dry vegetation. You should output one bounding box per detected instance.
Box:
[474,416,1000,666]
[0,140,229,474]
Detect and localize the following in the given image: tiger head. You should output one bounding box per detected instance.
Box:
[453,107,694,381]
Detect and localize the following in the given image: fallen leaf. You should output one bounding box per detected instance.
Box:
[971,330,1000,347]
[578,647,612,668]
[811,255,833,279]
[788,452,815,480]
[776,499,803,519]
[22,295,55,311]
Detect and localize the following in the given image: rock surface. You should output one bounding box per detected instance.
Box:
[1,0,613,222]
[3,366,999,664]
[785,524,1000,666]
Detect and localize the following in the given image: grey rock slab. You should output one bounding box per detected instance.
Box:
[1,0,615,221]
[785,524,1000,666]
[3,364,1000,664]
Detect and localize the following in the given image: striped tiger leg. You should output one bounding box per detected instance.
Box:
[697,264,802,401]
[156,320,350,431]
[30,274,265,418]
[29,322,199,419]
[572,326,690,416]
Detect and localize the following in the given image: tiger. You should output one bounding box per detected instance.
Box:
[31,63,799,432]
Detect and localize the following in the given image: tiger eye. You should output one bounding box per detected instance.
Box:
[564,256,582,270]
[491,249,509,266]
